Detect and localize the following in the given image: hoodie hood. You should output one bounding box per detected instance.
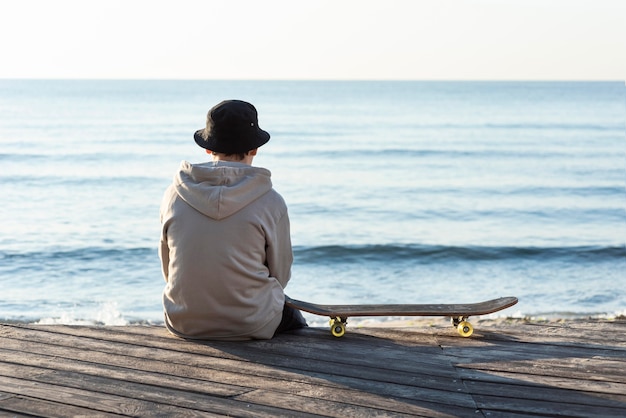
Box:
[173,160,273,220]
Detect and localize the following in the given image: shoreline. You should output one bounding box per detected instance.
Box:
[2,313,624,329]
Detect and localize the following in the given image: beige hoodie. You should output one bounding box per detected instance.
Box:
[159,160,293,340]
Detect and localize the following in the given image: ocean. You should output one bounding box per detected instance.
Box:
[0,80,624,326]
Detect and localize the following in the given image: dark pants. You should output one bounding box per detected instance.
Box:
[274,304,307,336]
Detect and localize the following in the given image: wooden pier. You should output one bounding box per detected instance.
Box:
[1,318,624,417]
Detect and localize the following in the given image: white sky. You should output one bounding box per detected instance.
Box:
[0,0,624,80]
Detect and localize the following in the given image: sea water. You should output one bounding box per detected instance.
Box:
[0,80,624,325]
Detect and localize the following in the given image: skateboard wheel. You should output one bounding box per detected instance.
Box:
[329,317,346,337]
[457,321,473,337]
[331,322,346,337]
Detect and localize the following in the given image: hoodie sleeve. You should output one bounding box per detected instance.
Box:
[159,231,170,283]
[266,209,293,288]
[159,186,174,283]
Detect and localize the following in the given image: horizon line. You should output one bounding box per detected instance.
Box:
[1,78,624,83]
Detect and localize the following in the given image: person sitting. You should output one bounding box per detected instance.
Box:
[159,99,306,340]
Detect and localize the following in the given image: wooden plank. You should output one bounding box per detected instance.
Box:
[464,379,626,408]
[456,366,626,398]
[474,319,626,347]
[232,389,465,418]
[472,393,625,418]
[457,330,626,355]
[446,351,626,375]
[0,375,215,417]
[456,357,626,384]
[0,394,126,418]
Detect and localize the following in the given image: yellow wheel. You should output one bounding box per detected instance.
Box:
[457,321,473,337]
[330,318,346,337]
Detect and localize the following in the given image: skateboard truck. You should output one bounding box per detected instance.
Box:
[331,316,474,338]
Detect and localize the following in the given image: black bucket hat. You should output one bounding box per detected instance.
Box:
[194,100,270,154]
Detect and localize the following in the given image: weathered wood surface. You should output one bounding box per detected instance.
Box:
[0,318,624,417]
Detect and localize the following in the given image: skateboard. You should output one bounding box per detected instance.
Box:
[286,295,518,337]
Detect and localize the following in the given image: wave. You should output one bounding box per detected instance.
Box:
[0,247,155,264]
[278,122,622,136]
[276,147,621,162]
[293,244,626,264]
[2,244,624,268]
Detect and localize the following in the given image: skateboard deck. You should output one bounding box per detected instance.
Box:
[286,295,518,337]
